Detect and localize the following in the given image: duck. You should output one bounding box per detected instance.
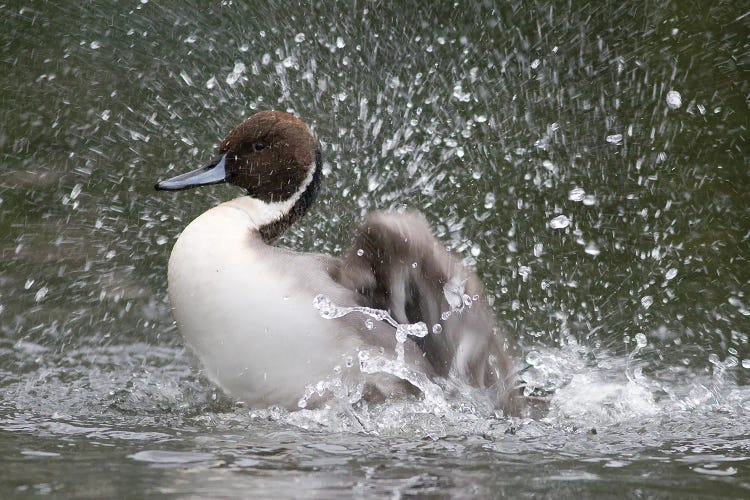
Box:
[156,110,520,414]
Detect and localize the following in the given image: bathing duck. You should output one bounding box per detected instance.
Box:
[156,111,519,414]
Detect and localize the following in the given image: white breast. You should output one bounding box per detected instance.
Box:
[167,197,358,408]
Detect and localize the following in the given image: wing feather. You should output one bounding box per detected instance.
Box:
[331,210,520,413]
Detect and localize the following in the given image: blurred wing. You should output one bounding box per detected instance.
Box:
[331,210,519,412]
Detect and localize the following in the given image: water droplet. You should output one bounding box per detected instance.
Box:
[179,71,193,86]
[451,84,471,102]
[742,359,750,369]
[313,295,346,319]
[101,109,111,121]
[641,295,653,309]
[356,194,368,208]
[89,40,101,50]
[568,187,585,202]
[484,192,495,209]
[364,319,374,330]
[606,134,623,145]
[443,277,466,310]
[525,351,541,366]
[471,244,481,257]
[25,279,35,290]
[356,248,364,257]
[294,33,306,43]
[666,90,682,109]
[226,62,246,86]
[549,214,570,229]
[396,322,428,339]
[635,333,647,348]
[665,268,678,280]
[70,183,83,200]
[582,195,597,206]
[584,242,600,256]
[35,287,48,302]
[518,265,531,282]
[336,36,345,48]
[432,324,442,334]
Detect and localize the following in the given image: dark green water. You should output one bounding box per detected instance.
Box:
[1,1,748,497]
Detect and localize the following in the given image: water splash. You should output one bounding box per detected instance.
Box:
[440,276,478,321]
[666,90,682,109]
[312,294,426,336]
[548,214,571,229]
[357,350,447,412]
[296,367,365,409]
[312,294,429,362]
[308,294,438,407]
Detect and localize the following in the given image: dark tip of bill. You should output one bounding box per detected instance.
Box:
[155,180,180,191]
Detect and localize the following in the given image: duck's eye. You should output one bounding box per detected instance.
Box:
[254,142,266,152]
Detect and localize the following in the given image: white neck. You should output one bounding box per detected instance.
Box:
[223,161,316,231]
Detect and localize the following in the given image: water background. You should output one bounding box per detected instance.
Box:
[1,0,748,497]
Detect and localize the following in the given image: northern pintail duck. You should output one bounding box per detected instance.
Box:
[156,111,519,414]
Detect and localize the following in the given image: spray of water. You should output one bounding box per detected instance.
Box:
[304,294,446,411]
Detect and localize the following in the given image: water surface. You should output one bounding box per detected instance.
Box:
[1,0,748,497]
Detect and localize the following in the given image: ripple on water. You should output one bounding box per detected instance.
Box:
[128,450,217,465]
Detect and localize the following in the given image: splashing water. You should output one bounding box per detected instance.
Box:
[357,350,448,414]
[440,276,478,321]
[312,294,428,339]
[296,366,365,410]
[307,294,442,408]
[2,0,748,495]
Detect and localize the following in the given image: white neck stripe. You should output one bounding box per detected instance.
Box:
[225,162,317,231]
